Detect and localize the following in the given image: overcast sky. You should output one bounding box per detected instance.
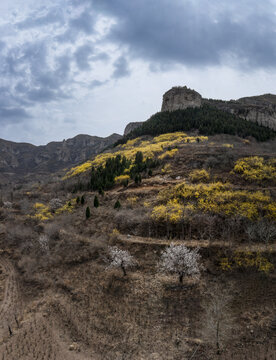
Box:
[0,0,276,145]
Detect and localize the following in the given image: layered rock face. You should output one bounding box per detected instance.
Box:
[161,86,202,111]
[161,86,276,130]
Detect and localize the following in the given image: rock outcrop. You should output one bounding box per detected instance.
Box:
[161,86,202,112]
[161,86,276,130]
[124,122,144,136]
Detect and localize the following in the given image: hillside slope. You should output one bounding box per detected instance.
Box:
[0,133,121,184]
[0,131,275,359]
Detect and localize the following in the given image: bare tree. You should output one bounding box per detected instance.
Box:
[158,244,201,283]
[106,246,136,276]
[201,285,234,355]
[246,220,276,245]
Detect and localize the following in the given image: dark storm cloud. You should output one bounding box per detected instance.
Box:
[112,56,130,78]
[0,107,31,124]
[91,0,276,69]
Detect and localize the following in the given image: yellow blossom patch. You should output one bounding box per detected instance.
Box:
[189,169,210,183]
[153,182,275,221]
[63,132,208,179]
[115,175,130,184]
[220,251,274,274]
[233,156,276,183]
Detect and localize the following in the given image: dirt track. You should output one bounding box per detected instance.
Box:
[0,256,92,360]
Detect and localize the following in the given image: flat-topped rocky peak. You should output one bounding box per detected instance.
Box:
[123,87,276,137]
[161,86,202,112]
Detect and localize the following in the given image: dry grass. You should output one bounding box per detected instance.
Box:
[0,134,275,359]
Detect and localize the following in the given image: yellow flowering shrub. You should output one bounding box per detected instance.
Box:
[233,156,276,183]
[220,251,274,274]
[223,143,234,148]
[32,203,52,221]
[32,199,77,220]
[189,169,210,183]
[162,163,172,174]
[55,199,77,215]
[127,196,138,206]
[154,182,274,220]
[143,201,151,208]
[115,175,130,184]
[158,148,178,160]
[63,132,208,179]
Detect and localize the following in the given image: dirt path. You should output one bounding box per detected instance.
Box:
[0,256,22,339]
[118,234,276,252]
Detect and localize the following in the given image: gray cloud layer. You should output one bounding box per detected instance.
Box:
[91,0,276,68]
[0,0,276,137]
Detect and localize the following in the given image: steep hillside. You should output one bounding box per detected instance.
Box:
[118,105,276,148]
[124,87,276,135]
[0,133,121,185]
[0,130,275,359]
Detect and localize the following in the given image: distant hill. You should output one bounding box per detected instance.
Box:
[0,133,121,184]
[117,105,276,147]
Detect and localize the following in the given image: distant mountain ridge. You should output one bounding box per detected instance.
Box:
[0,133,121,184]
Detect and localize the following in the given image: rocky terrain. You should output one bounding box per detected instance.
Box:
[0,133,121,185]
[125,86,276,135]
[0,130,275,359]
[0,87,275,359]
[124,122,144,136]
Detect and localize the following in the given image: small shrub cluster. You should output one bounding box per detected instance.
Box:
[189,169,210,183]
[220,251,274,274]
[232,156,276,184]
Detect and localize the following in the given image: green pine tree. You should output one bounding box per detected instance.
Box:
[86,206,91,219]
[81,195,85,205]
[94,196,99,208]
[114,200,121,209]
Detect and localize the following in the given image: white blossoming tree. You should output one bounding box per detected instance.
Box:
[159,244,201,283]
[38,234,49,253]
[49,198,63,212]
[107,246,136,276]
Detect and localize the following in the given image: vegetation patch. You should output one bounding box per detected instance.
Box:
[153,182,276,221]
[63,132,207,179]
[220,251,274,274]
[189,169,210,183]
[232,156,276,184]
[115,105,276,146]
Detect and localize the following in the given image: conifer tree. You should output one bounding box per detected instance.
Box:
[81,195,85,205]
[114,200,121,209]
[76,196,80,205]
[86,206,91,219]
[94,196,99,208]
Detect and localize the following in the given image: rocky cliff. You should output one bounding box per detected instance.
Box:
[161,86,276,130]
[0,133,121,184]
[124,122,144,136]
[161,86,202,111]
